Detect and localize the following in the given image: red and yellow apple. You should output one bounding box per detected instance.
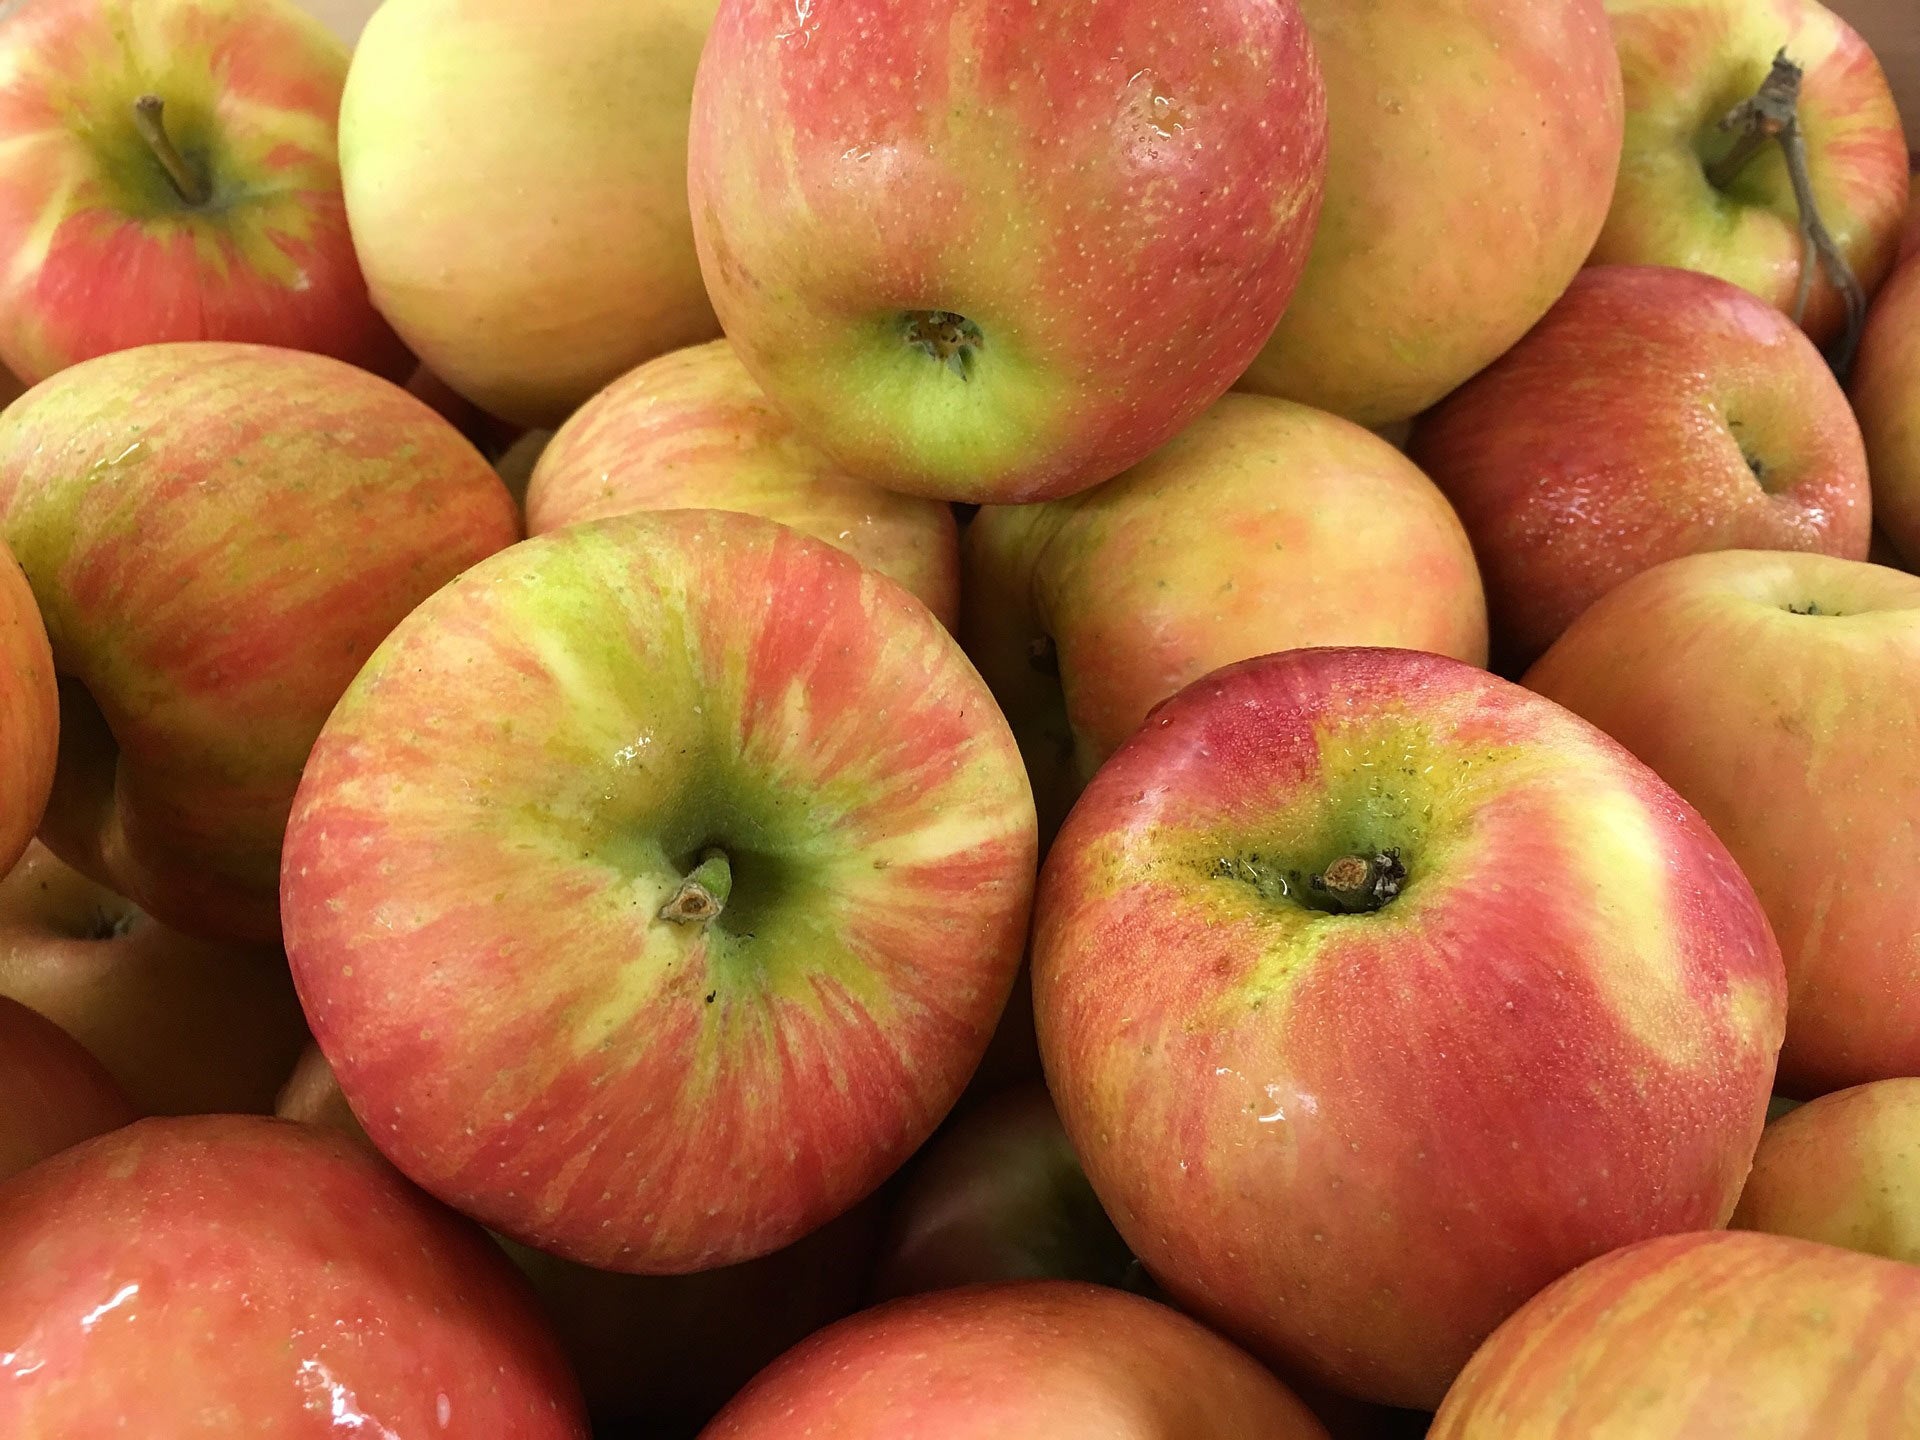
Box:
[1034,647,1786,1408]
[0,540,55,877]
[703,1281,1331,1440]
[0,1114,587,1437]
[1853,252,1920,567]
[688,0,1327,503]
[0,993,134,1183]
[528,340,961,628]
[0,841,308,1115]
[283,510,1037,1273]
[1431,1230,1920,1435]
[966,394,1487,836]
[0,342,519,942]
[340,0,724,429]
[1410,265,1870,667]
[1526,550,1920,1095]
[1594,0,1910,346]
[0,0,409,385]
[1732,1078,1920,1261]
[1237,0,1624,428]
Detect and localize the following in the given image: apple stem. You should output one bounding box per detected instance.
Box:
[1308,851,1407,915]
[659,848,732,926]
[131,95,211,208]
[1706,51,1866,377]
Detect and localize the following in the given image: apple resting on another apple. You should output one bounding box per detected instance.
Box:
[1237,0,1623,429]
[1595,0,1910,349]
[1430,1231,1920,1436]
[1035,647,1786,1409]
[0,541,56,877]
[1526,550,1920,1096]
[702,1281,1331,1440]
[0,342,520,942]
[965,393,1487,837]
[528,339,961,629]
[1852,252,1920,567]
[688,0,1328,503]
[0,993,135,1184]
[283,510,1037,1274]
[1410,265,1870,668]
[340,0,725,429]
[0,0,409,385]
[0,842,308,1116]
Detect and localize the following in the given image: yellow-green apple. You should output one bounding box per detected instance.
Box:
[966,394,1488,837]
[528,340,961,628]
[340,0,723,429]
[1732,1078,1920,1261]
[1033,647,1787,1409]
[282,510,1038,1273]
[1594,0,1910,349]
[0,993,134,1183]
[703,1281,1331,1440]
[1410,265,1870,669]
[1236,0,1624,429]
[1430,1230,1920,1436]
[1853,253,1920,566]
[0,0,409,386]
[1525,550,1920,1094]
[0,841,308,1115]
[0,1114,587,1436]
[687,0,1328,505]
[0,341,519,942]
[0,540,55,877]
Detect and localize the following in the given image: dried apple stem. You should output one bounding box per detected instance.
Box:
[659,848,733,925]
[132,95,211,208]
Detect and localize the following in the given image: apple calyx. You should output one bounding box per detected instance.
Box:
[658,847,733,925]
[131,95,212,208]
[1309,850,1408,914]
[901,311,983,380]
[1704,50,1865,376]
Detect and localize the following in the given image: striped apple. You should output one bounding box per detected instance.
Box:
[1033,647,1787,1409]
[282,510,1038,1273]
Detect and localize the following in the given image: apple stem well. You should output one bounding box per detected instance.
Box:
[901,311,983,380]
[1212,849,1408,916]
[658,848,733,925]
[131,95,211,208]
[1704,50,1866,378]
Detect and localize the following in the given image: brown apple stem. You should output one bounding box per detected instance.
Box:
[658,849,732,925]
[131,95,210,207]
[1308,851,1407,915]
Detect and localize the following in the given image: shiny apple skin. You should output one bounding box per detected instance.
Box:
[283,510,1037,1274]
[1431,1230,1920,1437]
[0,1113,587,1438]
[1035,647,1786,1408]
[1854,253,1920,567]
[1526,550,1920,1094]
[1410,265,1870,667]
[0,342,520,942]
[0,540,55,876]
[702,1280,1331,1440]
[0,993,135,1183]
[0,0,408,384]
[528,339,960,628]
[1594,0,1911,347]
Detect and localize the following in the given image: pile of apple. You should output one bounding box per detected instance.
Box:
[1,0,1918,1434]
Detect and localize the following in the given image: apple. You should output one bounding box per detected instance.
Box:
[1593,0,1910,349]
[687,0,1328,505]
[1409,265,1871,668]
[0,1114,586,1435]
[296,0,380,43]
[340,0,725,429]
[0,540,55,877]
[1430,1230,1920,1435]
[0,994,135,1183]
[1525,550,1920,1095]
[0,0,409,386]
[1852,253,1920,567]
[1732,1078,1920,1263]
[283,509,1038,1273]
[528,340,961,629]
[702,1280,1331,1440]
[965,393,1488,838]
[0,841,308,1116]
[0,341,520,942]
[1905,184,1920,261]
[1033,647,1787,1409]
[1236,0,1623,429]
